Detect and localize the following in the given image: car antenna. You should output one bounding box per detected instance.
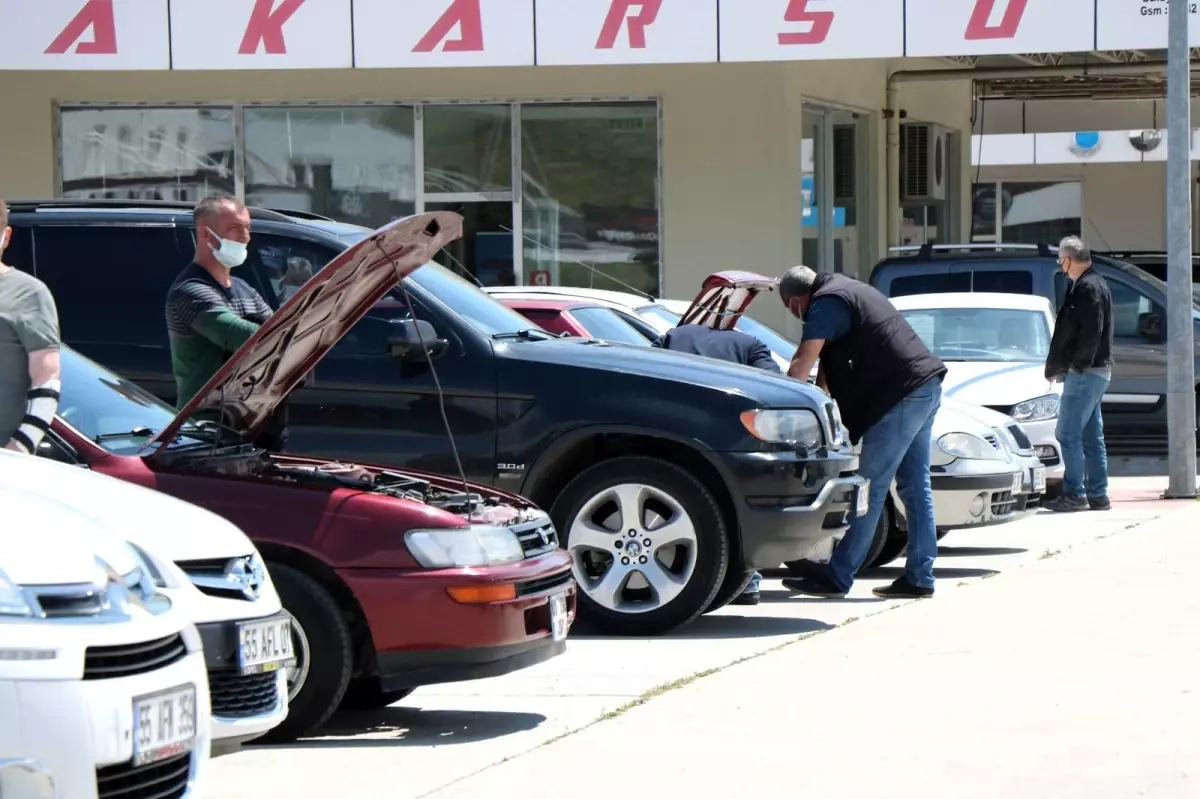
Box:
[373,239,474,515]
[497,225,656,300]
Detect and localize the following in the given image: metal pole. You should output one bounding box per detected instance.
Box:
[1164,0,1197,499]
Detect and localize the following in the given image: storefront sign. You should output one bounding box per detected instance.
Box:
[0,0,170,70]
[0,0,1195,70]
[905,0,1096,57]
[720,0,903,62]
[354,0,535,67]
[1095,0,1200,51]
[171,0,353,70]
[535,0,718,65]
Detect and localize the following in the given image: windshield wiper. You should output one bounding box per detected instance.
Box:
[491,329,555,341]
[94,426,156,443]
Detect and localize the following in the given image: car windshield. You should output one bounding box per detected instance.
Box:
[335,230,545,337]
[59,348,205,455]
[635,304,682,334]
[735,315,796,361]
[570,306,653,346]
[900,307,1051,362]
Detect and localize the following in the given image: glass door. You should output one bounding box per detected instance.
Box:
[802,103,869,278]
[417,104,520,286]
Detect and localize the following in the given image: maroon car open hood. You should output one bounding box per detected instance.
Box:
[677,271,779,330]
[147,212,463,455]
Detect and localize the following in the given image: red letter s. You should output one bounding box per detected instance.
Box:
[779,0,834,46]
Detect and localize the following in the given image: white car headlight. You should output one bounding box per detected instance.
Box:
[934,432,1006,464]
[0,567,33,617]
[405,526,525,569]
[740,409,824,449]
[1011,394,1060,422]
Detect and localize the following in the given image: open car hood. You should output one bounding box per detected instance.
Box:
[147,212,463,455]
[677,271,779,330]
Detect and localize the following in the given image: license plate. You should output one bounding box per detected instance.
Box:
[132,684,196,767]
[854,480,871,517]
[1032,466,1047,493]
[237,616,295,676]
[549,592,569,642]
[1011,472,1023,495]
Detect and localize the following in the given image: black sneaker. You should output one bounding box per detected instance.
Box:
[1043,494,1088,513]
[781,576,847,599]
[730,591,761,606]
[872,577,934,599]
[1088,495,1112,511]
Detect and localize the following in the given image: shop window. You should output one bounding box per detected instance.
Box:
[971,181,1082,245]
[423,105,512,193]
[244,107,416,228]
[521,103,661,296]
[58,107,235,200]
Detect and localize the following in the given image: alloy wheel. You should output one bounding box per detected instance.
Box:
[568,483,699,614]
[283,609,311,702]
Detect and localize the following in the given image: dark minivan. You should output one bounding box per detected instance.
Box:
[870,242,1200,449]
[5,199,867,636]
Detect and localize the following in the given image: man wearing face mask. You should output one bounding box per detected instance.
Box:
[165,195,283,445]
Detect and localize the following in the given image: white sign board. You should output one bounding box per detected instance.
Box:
[354,0,535,68]
[0,0,170,70]
[719,0,903,62]
[170,0,353,70]
[534,0,718,66]
[906,0,1096,57]
[1095,0,1200,51]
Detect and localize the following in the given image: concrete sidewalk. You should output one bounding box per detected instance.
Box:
[429,502,1200,799]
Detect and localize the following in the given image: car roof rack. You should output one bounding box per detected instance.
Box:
[6,198,302,224]
[1098,250,1200,260]
[888,242,1055,258]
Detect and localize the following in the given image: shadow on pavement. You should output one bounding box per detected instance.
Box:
[257,707,546,749]
[757,589,884,605]
[937,545,1028,558]
[572,614,834,641]
[865,565,999,580]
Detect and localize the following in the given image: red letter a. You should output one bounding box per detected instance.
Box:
[413,0,484,53]
[597,0,662,49]
[964,0,1028,41]
[240,0,307,55]
[45,0,117,55]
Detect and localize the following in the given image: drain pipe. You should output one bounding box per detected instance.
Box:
[883,60,1175,248]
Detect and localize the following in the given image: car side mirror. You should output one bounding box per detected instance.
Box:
[1137,311,1165,341]
[388,319,448,361]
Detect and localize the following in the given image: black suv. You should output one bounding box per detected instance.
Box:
[870,243,1200,452]
[5,199,866,636]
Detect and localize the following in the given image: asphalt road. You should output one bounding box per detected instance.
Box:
[206,476,1192,799]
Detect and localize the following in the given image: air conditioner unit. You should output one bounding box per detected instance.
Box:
[901,122,950,203]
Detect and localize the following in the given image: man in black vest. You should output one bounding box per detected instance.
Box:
[778,266,947,599]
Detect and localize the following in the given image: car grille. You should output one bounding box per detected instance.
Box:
[1006,424,1034,451]
[30,585,106,618]
[516,571,573,597]
[983,434,1002,451]
[208,670,280,719]
[96,752,190,799]
[175,557,256,601]
[990,490,1017,517]
[83,634,187,680]
[511,517,559,558]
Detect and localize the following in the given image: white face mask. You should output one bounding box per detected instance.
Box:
[207,227,248,269]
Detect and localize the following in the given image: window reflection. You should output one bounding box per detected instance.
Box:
[59,107,235,201]
[971,181,1082,244]
[244,107,416,227]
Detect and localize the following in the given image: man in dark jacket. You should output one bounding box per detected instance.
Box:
[1042,236,1114,513]
[655,323,781,606]
[779,266,947,599]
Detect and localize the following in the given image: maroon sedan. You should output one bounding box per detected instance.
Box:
[45,213,575,742]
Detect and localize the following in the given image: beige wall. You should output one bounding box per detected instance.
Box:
[0,59,973,334]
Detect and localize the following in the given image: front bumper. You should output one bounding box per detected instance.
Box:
[1022,417,1064,482]
[718,448,867,568]
[195,612,291,752]
[340,550,576,691]
[930,469,1023,532]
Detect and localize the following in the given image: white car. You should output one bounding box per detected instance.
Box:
[0,450,292,755]
[889,292,1064,488]
[1,485,212,799]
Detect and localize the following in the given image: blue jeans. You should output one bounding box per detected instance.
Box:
[1055,371,1110,500]
[827,377,942,592]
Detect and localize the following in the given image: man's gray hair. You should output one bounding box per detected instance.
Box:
[1058,235,1091,264]
[779,265,819,304]
[193,194,245,226]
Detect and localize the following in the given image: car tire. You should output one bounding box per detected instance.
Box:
[703,566,757,613]
[783,499,891,575]
[260,564,354,743]
[339,681,415,712]
[551,456,728,636]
